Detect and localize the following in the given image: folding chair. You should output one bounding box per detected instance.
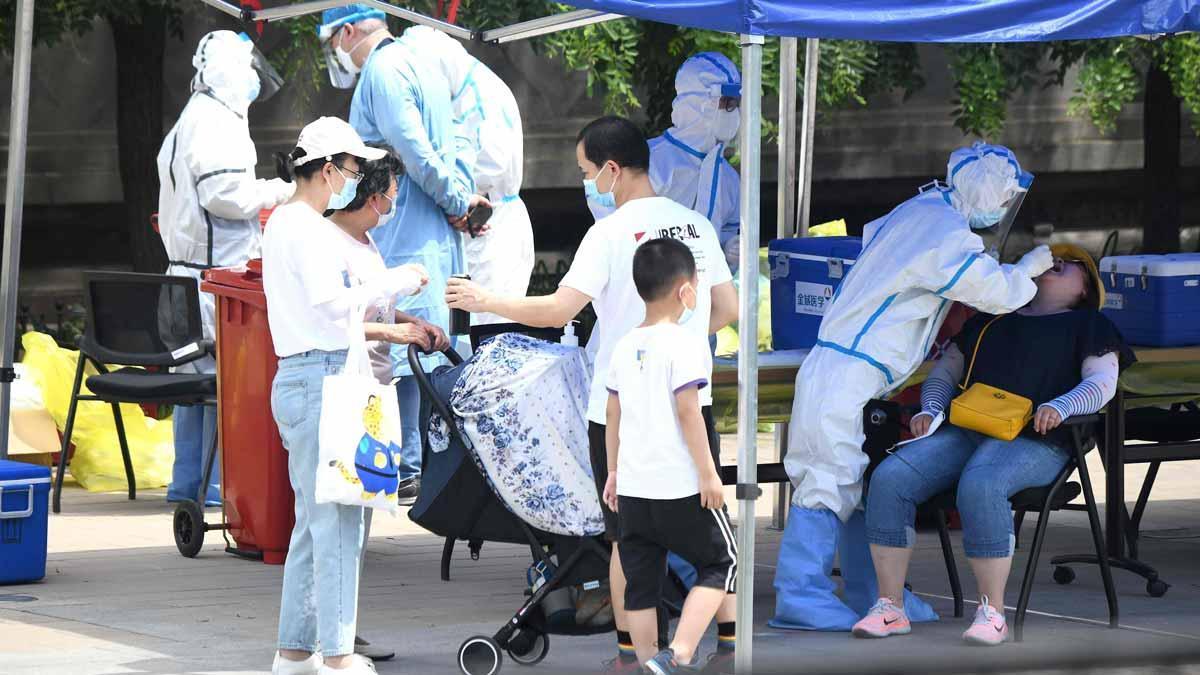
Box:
[52,271,217,514]
[924,416,1117,642]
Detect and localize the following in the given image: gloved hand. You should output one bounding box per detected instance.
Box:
[1014,244,1053,278]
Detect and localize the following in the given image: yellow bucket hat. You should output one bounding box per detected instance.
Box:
[1050,243,1105,310]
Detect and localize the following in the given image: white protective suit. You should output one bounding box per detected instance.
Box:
[771,143,1052,633]
[587,53,741,247]
[401,26,535,326]
[156,30,293,373]
[786,143,1048,521]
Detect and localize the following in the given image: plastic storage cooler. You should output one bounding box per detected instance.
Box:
[201,260,295,564]
[1099,253,1200,347]
[768,236,863,350]
[0,460,50,584]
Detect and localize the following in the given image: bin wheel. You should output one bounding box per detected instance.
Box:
[1053,566,1076,585]
[507,630,549,666]
[459,635,503,675]
[1147,579,1170,598]
[173,500,206,558]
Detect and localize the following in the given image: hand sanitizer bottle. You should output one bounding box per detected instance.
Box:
[561,321,579,347]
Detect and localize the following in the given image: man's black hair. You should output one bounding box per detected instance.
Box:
[632,238,697,303]
[576,116,650,172]
[338,144,404,214]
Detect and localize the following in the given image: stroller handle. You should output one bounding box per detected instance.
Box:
[406,344,472,450]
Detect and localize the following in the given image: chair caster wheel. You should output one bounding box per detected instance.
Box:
[173,500,206,558]
[459,635,503,675]
[1052,566,1075,585]
[1147,578,1170,598]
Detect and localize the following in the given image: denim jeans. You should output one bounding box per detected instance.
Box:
[272,349,365,657]
[167,404,220,505]
[394,375,422,481]
[865,425,1069,558]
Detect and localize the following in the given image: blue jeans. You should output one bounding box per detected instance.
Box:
[394,376,422,481]
[272,350,365,657]
[168,404,220,505]
[865,425,1069,559]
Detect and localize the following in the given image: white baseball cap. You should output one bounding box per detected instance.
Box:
[294,116,386,167]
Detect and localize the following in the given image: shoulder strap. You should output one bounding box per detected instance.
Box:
[961,315,1003,390]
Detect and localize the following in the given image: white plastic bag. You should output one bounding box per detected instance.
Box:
[315,308,402,513]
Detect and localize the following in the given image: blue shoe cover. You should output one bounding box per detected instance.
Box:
[839,510,939,623]
[768,506,859,632]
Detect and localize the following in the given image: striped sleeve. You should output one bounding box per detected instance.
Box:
[1042,352,1120,420]
[920,343,965,417]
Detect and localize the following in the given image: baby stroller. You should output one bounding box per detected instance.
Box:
[407,333,684,675]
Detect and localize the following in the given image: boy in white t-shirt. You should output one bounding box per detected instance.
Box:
[604,238,738,675]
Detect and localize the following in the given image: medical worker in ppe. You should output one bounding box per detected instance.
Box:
[317,6,488,498]
[589,53,741,248]
[155,30,292,506]
[399,26,535,326]
[770,142,1055,632]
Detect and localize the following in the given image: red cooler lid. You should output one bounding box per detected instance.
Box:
[202,259,265,293]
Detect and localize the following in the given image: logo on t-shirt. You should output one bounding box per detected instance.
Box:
[636,349,646,371]
[651,224,701,242]
[634,231,647,242]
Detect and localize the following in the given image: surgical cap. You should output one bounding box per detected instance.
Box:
[318,4,387,41]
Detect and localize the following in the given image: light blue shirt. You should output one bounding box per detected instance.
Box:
[350,38,475,375]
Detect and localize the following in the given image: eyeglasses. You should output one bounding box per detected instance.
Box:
[333,163,365,181]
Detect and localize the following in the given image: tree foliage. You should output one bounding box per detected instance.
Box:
[0,0,182,52]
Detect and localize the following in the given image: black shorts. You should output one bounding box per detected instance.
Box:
[588,406,722,542]
[617,494,738,610]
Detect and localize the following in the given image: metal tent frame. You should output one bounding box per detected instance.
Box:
[0,2,835,673]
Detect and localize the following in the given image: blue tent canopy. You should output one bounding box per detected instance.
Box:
[560,0,1200,41]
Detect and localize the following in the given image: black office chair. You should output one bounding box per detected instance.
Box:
[922,416,1117,642]
[53,272,217,514]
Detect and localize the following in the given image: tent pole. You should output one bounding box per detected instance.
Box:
[796,38,819,235]
[735,32,763,675]
[0,0,36,461]
[772,37,798,530]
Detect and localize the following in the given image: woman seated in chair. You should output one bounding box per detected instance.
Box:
[852,244,1133,646]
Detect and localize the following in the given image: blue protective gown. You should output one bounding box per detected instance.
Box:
[350,38,474,376]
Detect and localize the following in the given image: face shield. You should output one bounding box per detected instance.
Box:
[983,171,1033,260]
[322,30,360,90]
[241,34,283,102]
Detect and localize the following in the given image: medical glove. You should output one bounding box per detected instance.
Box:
[1014,244,1053,278]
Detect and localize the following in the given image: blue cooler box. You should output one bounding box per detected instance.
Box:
[0,460,51,584]
[769,236,863,350]
[1100,253,1200,347]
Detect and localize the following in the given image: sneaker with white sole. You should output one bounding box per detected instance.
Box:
[272,652,322,675]
[962,596,1008,646]
[852,597,912,638]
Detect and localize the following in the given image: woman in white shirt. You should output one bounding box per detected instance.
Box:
[263,117,433,675]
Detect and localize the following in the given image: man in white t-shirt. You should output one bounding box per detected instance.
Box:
[445,116,738,672]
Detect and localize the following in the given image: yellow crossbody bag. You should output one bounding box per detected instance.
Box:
[948,316,1034,441]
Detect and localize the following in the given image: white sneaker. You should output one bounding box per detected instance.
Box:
[318,654,378,674]
[273,652,323,675]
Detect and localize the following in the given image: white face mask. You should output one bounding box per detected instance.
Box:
[713,108,740,144]
[372,193,396,229]
[335,40,362,78]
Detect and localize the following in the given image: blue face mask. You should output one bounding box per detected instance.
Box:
[326,165,361,211]
[583,164,618,214]
[678,283,698,325]
[968,208,1005,230]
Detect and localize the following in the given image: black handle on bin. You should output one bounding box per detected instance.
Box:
[406,344,471,449]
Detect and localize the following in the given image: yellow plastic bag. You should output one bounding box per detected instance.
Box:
[19,332,174,492]
[809,219,848,237]
[716,248,772,357]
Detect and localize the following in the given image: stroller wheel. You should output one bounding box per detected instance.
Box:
[507,629,549,666]
[459,635,503,675]
[173,500,206,558]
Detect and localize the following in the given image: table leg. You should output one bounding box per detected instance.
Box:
[771,423,790,530]
[1104,391,1125,559]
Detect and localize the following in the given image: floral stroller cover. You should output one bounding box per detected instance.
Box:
[429,333,605,536]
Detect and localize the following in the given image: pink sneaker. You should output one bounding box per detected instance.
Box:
[852,597,912,638]
[963,596,1008,646]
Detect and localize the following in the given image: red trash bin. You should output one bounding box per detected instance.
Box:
[201,259,294,564]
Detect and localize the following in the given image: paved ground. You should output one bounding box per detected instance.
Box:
[3,438,1200,675]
